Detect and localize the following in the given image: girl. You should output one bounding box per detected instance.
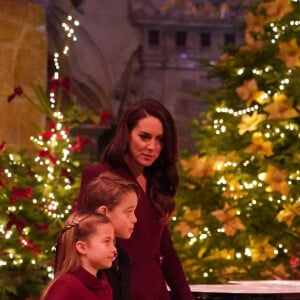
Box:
[78,99,194,300]
[41,211,116,300]
[80,171,138,300]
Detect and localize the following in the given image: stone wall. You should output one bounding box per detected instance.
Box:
[0,0,47,152]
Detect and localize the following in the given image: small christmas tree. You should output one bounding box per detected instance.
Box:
[0,9,107,298]
[172,0,300,283]
[0,82,101,298]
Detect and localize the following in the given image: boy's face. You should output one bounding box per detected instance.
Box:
[104,191,138,239]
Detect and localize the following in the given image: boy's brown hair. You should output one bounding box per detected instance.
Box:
[81,171,139,212]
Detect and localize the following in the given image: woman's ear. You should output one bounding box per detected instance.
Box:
[76,240,87,254]
[96,205,109,215]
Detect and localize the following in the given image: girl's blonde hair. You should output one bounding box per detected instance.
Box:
[41,211,111,299]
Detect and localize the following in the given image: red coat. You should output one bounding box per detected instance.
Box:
[44,266,113,300]
[78,163,194,300]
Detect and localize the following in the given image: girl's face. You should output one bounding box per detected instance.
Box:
[125,116,163,172]
[77,223,116,276]
[102,191,138,239]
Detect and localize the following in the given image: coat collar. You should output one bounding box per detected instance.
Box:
[71,266,110,292]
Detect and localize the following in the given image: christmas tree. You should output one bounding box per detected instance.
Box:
[0,84,102,299]
[0,11,105,299]
[172,0,300,284]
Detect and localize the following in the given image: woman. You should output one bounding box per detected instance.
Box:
[78,99,194,300]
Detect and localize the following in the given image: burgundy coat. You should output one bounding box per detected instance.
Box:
[78,163,194,300]
[44,266,113,300]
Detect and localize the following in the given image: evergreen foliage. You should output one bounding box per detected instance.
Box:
[172,0,300,284]
[0,85,98,298]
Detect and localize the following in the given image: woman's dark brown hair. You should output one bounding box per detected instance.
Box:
[102,99,178,220]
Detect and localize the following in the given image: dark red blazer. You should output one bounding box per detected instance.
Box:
[78,163,194,300]
[44,266,112,300]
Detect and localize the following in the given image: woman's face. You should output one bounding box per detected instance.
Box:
[126,116,163,171]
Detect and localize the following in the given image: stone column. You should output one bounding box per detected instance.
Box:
[0,0,47,152]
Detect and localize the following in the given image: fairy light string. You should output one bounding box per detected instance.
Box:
[33,13,80,218]
[175,0,300,281]
[2,12,81,271]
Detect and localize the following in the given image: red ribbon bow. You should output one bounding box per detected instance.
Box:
[38,150,58,164]
[100,111,112,128]
[35,223,49,233]
[61,168,75,184]
[71,136,91,152]
[39,131,54,141]
[19,237,42,256]
[9,186,32,204]
[50,77,70,93]
[6,212,27,233]
[48,121,56,130]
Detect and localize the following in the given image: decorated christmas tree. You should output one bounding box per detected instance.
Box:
[172,0,300,284]
[0,10,105,299]
[0,84,102,299]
